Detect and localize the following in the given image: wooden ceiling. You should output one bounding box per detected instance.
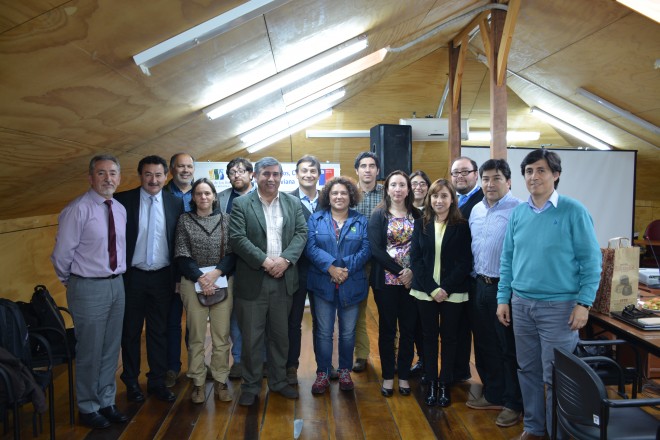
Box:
[0,0,658,220]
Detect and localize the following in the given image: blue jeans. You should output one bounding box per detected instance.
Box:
[512,294,577,438]
[230,307,242,363]
[314,293,359,372]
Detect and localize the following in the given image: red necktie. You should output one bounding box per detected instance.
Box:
[104,199,117,271]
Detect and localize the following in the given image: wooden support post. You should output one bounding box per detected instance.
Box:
[448,43,462,173]
[489,6,507,159]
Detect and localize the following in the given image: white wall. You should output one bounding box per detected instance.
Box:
[462,147,636,247]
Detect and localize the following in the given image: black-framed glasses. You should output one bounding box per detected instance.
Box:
[228,168,247,177]
[411,182,428,188]
[450,170,477,177]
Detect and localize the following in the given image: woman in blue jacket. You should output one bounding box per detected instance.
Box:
[306,176,371,395]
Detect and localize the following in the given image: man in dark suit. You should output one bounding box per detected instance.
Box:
[162,152,194,388]
[114,155,184,403]
[229,157,308,406]
[450,156,484,383]
[452,156,485,219]
[286,155,323,386]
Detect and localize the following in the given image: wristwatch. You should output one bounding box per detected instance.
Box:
[576,302,592,310]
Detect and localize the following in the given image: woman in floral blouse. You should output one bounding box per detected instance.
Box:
[368,171,422,397]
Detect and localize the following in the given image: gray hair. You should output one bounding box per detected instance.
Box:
[254,157,283,175]
[89,154,121,175]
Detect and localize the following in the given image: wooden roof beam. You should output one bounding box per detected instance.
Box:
[496,0,521,85]
[452,35,469,112]
[452,11,490,48]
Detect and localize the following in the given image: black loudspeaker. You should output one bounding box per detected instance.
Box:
[370,124,412,180]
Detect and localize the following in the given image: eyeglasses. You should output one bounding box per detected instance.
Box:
[411,182,427,188]
[450,170,477,177]
[228,168,247,177]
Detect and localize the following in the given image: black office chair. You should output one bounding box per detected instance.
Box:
[552,347,660,440]
[0,334,55,440]
[27,312,76,426]
[19,290,76,426]
[575,338,642,398]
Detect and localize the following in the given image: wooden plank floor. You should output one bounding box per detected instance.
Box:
[3,294,658,440]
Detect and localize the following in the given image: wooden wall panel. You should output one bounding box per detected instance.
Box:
[0,216,66,309]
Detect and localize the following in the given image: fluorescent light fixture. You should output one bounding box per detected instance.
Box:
[240,90,345,145]
[246,109,333,153]
[283,47,388,106]
[286,82,346,112]
[133,0,289,75]
[203,35,368,120]
[576,87,660,135]
[530,107,612,150]
[616,0,660,23]
[468,131,541,142]
[306,130,370,138]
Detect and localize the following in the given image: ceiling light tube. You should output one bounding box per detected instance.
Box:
[530,107,612,150]
[133,0,290,75]
[283,47,388,106]
[306,130,370,138]
[576,87,660,135]
[468,131,541,142]
[246,109,333,153]
[203,35,367,120]
[240,90,345,145]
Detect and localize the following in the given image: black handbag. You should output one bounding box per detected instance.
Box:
[197,287,227,306]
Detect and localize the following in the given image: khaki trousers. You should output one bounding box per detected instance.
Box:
[180,277,233,386]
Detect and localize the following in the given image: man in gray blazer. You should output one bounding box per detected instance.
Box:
[217,157,254,214]
[217,157,257,380]
[229,157,308,406]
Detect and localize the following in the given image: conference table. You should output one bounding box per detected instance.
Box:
[587,311,660,359]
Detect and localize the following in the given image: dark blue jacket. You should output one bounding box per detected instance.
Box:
[306,209,371,307]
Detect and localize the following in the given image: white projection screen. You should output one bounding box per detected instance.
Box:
[461,147,637,247]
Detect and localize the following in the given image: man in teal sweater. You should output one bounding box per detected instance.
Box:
[496,149,601,440]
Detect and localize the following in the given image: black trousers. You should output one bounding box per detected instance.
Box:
[120,267,172,388]
[374,285,417,380]
[287,274,308,369]
[471,278,522,411]
[413,310,424,362]
[417,298,465,383]
[453,288,473,380]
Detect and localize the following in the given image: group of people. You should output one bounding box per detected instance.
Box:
[51,148,602,440]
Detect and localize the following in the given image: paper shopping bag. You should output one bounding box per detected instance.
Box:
[594,237,640,314]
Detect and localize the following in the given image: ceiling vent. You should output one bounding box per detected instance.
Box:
[399,118,469,141]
